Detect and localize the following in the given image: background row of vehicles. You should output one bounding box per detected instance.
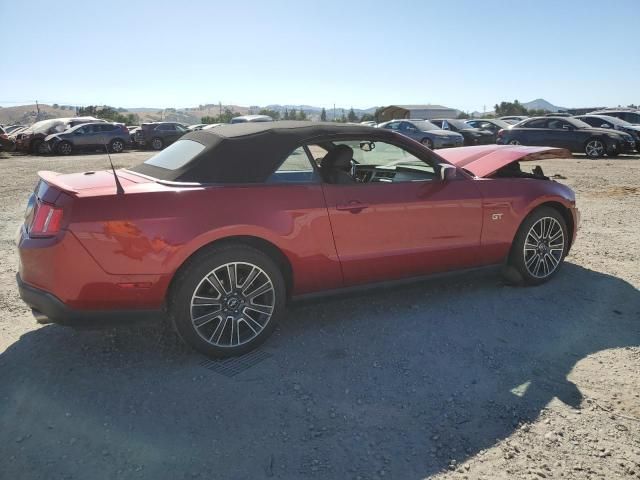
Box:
[1,109,639,158]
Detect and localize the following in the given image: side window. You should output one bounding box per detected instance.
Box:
[522,119,547,128]
[74,126,87,135]
[175,124,188,132]
[385,122,400,131]
[267,147,317,183]
[547,120,563,129]
[466,121,477,128]
[580,117,597,127]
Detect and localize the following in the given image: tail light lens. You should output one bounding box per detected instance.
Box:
[29,201,63,237]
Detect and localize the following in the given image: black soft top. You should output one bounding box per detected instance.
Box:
[130,121,391,183]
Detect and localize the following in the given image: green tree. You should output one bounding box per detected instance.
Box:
[289,108,297,120]
[77,105,140,125]
[320,108,327,121]
[258,108,281,120]
[456,111,470,119]
[297,109,307,120]
[360,113,374,122]
[283,108,289,120]
[494,100,528,117]
[52,103,59,109]
[201,116,218,124]
[347,107,358,123]
[374,107,385,123]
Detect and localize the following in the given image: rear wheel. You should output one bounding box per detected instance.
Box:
[508,207,568,285]
[57,141,73,155]
[109,138,125,153]
[151,137,164,150]
[584,138,606,158]
[508,139,521,145]
[421,138,434,149]
[168,245,286,358]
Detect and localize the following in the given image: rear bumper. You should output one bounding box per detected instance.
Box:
[17,273,164,327]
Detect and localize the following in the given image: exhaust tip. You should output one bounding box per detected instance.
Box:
[31,309,53,324]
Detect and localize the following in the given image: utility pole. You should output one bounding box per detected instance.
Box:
[333,104,336,122]
[219,101,222,117]
[35,100,40,119]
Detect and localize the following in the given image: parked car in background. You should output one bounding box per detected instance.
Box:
[230,115,273,123]
[360,121,377,127]
[17,122,578,358]
[15,117,104,154]
[44,122,130,155]
[465,118,512,142]
[378,119,463,149]
[499,116,529,124]
[202,123,223,130]
[3,125,26,134]
[497,116,635,158]
[134,122,189,150]
[188,124,208,131]
[588,109,640,125]
[430,118,494,146]
[574,115,640,150]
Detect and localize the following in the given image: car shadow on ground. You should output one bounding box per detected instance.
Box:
[0,263,638,479]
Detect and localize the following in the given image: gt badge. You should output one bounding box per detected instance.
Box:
[492,213,503,220]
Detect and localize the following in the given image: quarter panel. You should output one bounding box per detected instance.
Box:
[69,184,342,296]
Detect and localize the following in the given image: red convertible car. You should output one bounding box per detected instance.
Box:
[17,122,578,357]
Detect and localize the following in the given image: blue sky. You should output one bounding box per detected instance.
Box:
[1,0,638,111]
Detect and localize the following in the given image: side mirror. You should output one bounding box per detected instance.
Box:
[359,141,375,152]
[600,124,610,129]
[439,164,457,181]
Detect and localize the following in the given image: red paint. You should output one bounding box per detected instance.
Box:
[17,147,578,314]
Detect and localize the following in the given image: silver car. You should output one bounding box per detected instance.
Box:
[45,122,130,155]
[377,119,464,149]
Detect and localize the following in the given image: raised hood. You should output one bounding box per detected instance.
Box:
[437,145,571,178]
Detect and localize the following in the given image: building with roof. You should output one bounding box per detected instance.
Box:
[378,104,459,122]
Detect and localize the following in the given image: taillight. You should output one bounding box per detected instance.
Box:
[29,201,63,237]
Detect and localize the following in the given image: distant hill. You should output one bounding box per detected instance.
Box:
[0,104,80,125]
[522,98,566,112]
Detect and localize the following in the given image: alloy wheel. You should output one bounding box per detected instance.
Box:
[421,139,433,149]
[509,139,521,145]
[585,139,604,157]
[59,142,72,155]
[190,262,275,348]
[111,140,124,152]
[152,138,163,150]
[523,216,565,279]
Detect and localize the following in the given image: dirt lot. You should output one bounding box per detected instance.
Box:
[0,150,638,480]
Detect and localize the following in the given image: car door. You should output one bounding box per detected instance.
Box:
[514,118,548,145]
[399,121,420,141]
[317,138,484,286]
[71,125,92,147]
[546,119,580,150]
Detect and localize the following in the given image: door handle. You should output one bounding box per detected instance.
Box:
[336,201,369,212]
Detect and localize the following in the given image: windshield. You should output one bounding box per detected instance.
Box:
[567,118,593,129]
[409,120,439,131]
[446,119,472,130]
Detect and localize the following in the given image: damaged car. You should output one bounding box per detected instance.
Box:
[17,122,578,358]
[15,117,104,154]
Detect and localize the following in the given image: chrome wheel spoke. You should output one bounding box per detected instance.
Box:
[191,261,275,348]
[523,216,565,279]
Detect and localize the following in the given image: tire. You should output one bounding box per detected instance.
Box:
[584,138,606,158]
[109,138,125,153]
[168,244,286,358]
[508,139,521,145]
[508,206,568,286]
[57,141,73,155]
[31,140,48,155]
[151,137,164,150]
[421,138,434,149]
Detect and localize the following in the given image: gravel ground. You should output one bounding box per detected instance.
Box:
[0,150,638,480]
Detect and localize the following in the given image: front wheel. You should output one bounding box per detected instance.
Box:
[168,245,286,358]
[151,137,164,150]
[508,207,568,285]
[57,141,73,155]
[421,138,434,149]
[508,139,521,145]
[585,138,606,158]
[109,138,125,153]
[31,140,49,155]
